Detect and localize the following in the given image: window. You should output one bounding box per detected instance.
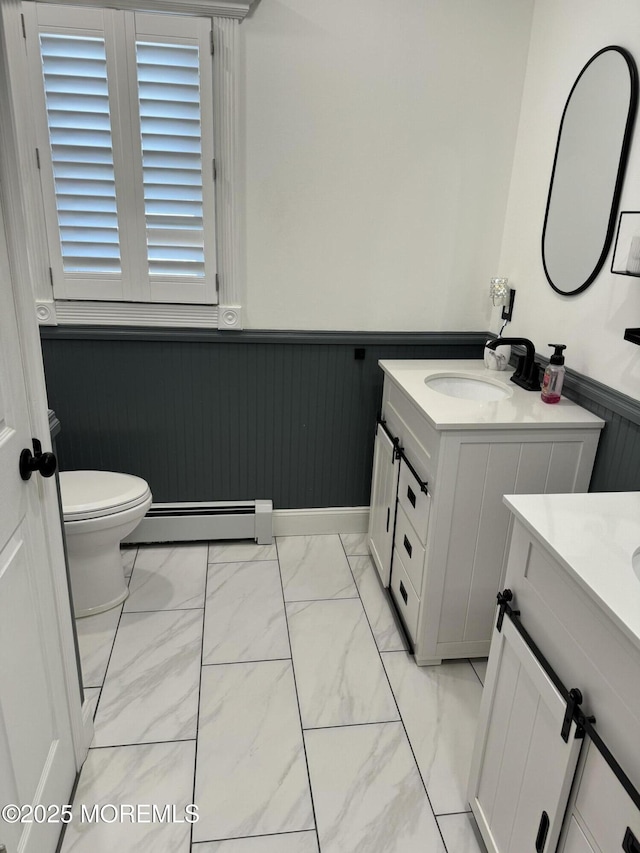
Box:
[24,3,217,306]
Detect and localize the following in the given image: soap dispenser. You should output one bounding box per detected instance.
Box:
[541,344,566,404]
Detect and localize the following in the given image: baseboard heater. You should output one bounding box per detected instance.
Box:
[124,500,273,545]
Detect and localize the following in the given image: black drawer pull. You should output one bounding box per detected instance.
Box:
[399,581,408,605]
[403,535,412,558]
[624,827,640,853]
[407,485,416,507]
[535,811,549,852]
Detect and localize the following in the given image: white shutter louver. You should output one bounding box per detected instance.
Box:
[39,33,121,275]
[136,41,205,278]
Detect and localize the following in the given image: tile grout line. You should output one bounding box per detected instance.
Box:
[346,553,408,654]
[274,536,322,853]
[189,554,209,851]
[89,737,197,751]
[192,827,317,846]
[339,536,452,853]
[201,657,292,667]
[90,547,139,723]
[436,808,474,817]
[283,595,360,604]
[81,545,140,724]
[207,557,276,565]
[207,539,279,565]
[302,719,403,733]
[469,659,485,688]
[123,606,205,614]
[85,582,129,730]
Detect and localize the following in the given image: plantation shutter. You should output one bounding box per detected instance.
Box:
[39,33,121,276]
[136,41,206,278]
[25,4,217,306]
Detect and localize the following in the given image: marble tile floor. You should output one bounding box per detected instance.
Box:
[68,535,489,853]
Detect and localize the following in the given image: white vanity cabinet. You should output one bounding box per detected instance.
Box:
[367,360,604,665]
[469,492,640,853]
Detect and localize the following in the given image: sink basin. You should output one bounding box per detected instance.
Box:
[424,373,512,402]
[633,547,640,580]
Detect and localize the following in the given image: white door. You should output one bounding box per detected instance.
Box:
[468,616,583,853]
[0,182,77,852]
[367,424,399,587]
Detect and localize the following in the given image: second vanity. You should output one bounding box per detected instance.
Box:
[469,492,640,853]
[368,359,605,665]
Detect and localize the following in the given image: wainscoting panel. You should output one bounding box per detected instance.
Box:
[40,329,485,508]
[40,328,640,507]
[561,373,640,493]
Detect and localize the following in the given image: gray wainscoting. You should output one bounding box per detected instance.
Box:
[40,329,485,508]
[560,369,640,492]
[40,328,640,506]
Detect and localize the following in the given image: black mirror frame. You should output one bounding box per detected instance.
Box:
[542,46,638,297]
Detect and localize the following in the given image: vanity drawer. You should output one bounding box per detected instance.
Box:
[394,504,426,595]
[390,550,419,643]
[398,459,430,543]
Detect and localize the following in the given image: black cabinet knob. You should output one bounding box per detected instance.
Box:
[19,438,57,481]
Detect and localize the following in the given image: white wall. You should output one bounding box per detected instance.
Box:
[242,0,534,331]
[496,0,640,399]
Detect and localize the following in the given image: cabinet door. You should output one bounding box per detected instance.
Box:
[468,617,583,853]
[368,425,399,587]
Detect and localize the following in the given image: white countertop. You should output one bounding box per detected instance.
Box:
[504,492,640,652]
[380,359,605,430]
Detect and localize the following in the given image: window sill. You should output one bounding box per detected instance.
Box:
[36,299,242,330]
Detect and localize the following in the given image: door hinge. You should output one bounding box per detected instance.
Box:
[210,29,214,55]
[213,158,217,180]
[21,13,26,38]
[35,148,41,170]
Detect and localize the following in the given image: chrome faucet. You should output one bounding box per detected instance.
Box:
[486,337,541,391]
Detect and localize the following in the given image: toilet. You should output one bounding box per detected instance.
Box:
[59,470,152,618]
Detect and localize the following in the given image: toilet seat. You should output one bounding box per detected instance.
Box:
[60,470,152,521]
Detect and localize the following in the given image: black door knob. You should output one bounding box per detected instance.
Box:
[19,438,57,481]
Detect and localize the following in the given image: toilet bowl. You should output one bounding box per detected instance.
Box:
[60,470,152,618]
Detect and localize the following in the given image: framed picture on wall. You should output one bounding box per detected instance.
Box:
[611,211,640,276]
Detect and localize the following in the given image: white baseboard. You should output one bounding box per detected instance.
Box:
[273,507,369,537]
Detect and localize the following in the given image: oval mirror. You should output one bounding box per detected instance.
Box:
[542,46,637,296]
